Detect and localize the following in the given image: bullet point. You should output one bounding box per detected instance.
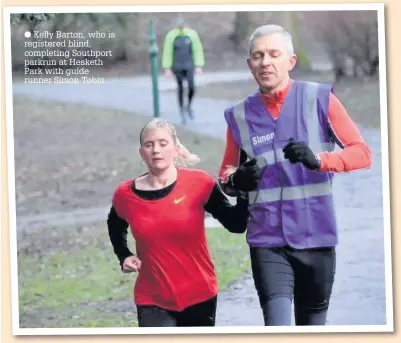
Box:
[24,31,31,38]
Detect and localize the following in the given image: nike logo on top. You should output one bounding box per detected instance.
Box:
[174,196,186,204]
[252,132,275,146]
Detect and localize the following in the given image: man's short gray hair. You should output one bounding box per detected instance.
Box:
[248,24,294,56]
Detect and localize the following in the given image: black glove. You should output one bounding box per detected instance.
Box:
[282,139,321,170]
[229,158,261,191]
[217,177,241,197]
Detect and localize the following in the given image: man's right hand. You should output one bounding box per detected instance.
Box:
[230,158,261,192]
[164,69,172,77]
[122,256,142,273]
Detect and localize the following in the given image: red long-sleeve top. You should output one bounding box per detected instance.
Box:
[219,79,373,178]
[112,168,219,311]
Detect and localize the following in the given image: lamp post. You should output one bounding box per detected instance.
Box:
[149,20,160,117]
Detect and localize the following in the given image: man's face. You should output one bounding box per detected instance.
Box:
[247,33,297,93]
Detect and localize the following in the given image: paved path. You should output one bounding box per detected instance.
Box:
[13,70,254,139]
[12,71,391,328]
[15,205,223,233]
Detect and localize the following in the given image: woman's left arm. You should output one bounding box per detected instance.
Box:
[203,182,249,234]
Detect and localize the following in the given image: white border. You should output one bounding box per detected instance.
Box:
[0,17,4,340]
[4,4,20,339]
[377,2,394,334]
[3,2,393,336]
[1,3,386,13]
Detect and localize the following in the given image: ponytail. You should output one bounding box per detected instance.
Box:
[175,138,201,167]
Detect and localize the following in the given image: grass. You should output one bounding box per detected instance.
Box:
[12,94,227,216]
[13,93,251,328]
[17,222,250,328]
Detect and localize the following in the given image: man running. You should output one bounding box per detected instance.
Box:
[162,17,205,124]
[218,24,373,326]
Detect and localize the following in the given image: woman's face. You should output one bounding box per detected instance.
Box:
[139,128,179,171]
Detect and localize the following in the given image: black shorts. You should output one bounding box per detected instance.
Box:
[250,245,336,310]
[136,296,217,327]
[173,68,195,88]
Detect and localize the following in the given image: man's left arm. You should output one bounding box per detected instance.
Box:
[317,93,373,172]
[188,29,205,68]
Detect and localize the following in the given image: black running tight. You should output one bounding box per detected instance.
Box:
[250,245,336,326]
[174,68,195,111]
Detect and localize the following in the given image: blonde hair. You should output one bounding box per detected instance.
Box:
[139,118,200,167]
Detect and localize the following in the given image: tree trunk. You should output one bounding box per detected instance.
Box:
[233,12,250,52]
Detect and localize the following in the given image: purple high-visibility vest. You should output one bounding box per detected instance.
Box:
[224,80,338,249]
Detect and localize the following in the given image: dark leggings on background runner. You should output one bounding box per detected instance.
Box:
[136,296,217,327]
[174,68,195,111]
[250,245,336,326]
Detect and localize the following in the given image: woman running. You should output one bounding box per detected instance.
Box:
[107,118,259,327]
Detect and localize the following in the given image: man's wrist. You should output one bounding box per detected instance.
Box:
[217,177,237,196]
[314,154,321,170]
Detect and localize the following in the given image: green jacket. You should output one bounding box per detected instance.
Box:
[161,27,205,70]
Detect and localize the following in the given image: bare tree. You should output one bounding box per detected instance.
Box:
[232,12,251,52]
[305,10,379,82]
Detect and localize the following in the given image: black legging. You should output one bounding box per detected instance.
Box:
[174,69,195,111]
[136,296,217,327]
[250,245,336,326]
